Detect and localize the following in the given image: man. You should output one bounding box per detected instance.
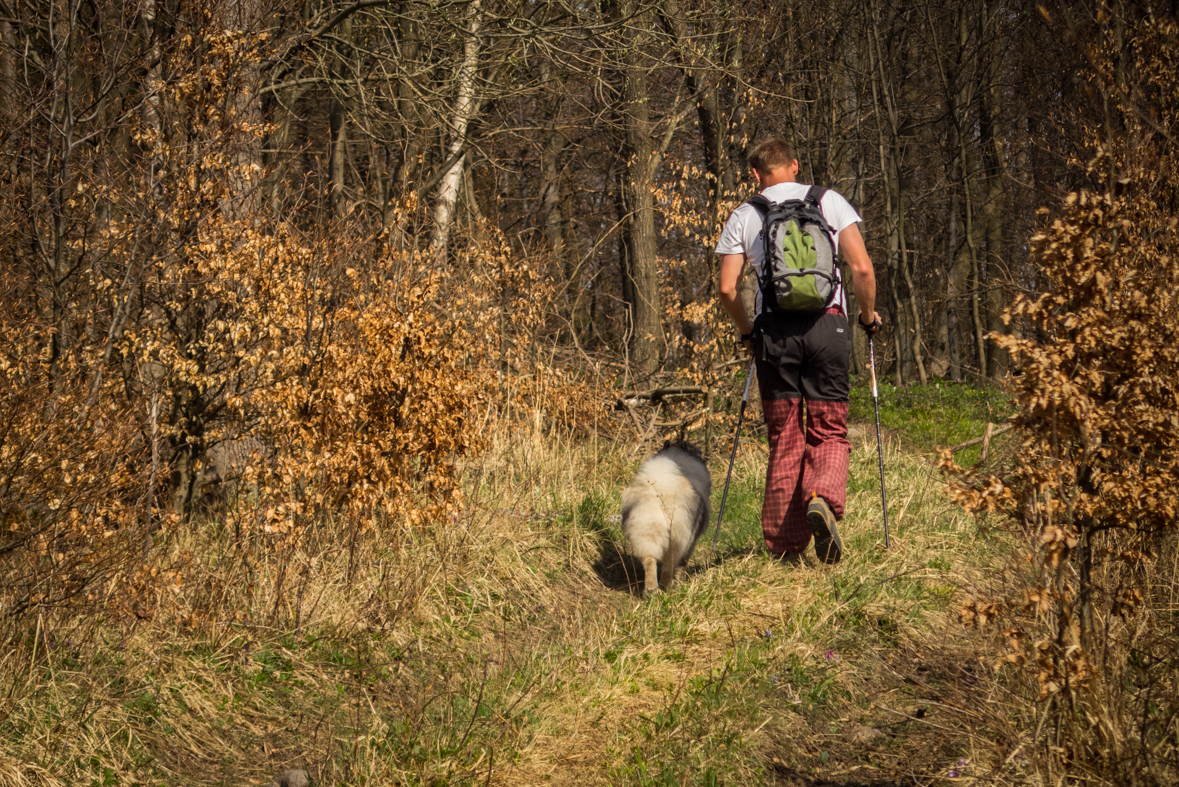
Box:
[716,137,880,564]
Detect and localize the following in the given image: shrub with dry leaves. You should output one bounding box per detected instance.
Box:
[942,13,1179,786]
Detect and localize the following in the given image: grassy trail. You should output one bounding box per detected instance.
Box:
[0,382,1024,787]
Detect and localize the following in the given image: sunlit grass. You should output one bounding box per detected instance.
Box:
[0,383,1029,786]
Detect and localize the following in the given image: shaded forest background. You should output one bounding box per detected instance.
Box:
[3,0,1108,393]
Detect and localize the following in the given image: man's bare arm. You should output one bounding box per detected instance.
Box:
[839,223,880,329]
[719,252,753,339]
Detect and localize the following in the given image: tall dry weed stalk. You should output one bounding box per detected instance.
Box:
[942,12,1179,786]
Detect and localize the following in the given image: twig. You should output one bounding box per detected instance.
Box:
[628,410,661,459]
[946,423,1013,453]
[655,408,708,430]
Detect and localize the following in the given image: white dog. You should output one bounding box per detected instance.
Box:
[621,441,712,594]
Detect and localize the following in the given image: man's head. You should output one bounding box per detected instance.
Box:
[749,138,799,185]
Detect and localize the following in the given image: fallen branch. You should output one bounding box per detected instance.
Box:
[946,422,1013,455]
[615,385,708,410]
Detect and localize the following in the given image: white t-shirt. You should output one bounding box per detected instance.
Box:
[714,182,861,313]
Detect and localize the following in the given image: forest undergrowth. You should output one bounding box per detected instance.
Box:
[0,376,1044,787]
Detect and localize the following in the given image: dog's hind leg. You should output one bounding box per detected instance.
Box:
[659,549,679,591]
[659,561,676,591]
[641,556,659,595]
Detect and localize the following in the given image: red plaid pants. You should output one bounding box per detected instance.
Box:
[760,399,850,554]
[753,310,851,556]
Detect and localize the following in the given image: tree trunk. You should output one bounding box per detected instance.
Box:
[431,0,483,258]
[0,21,12,114]
[329,98,347,220]
[222,0,264,225]
[540,58,566,267]
[946,174,965,381]
[612,1,662,377]
[964,139,988,378]
[936,1,988,378]
[869,12,909,385]
[872,12,927,386]
[541,135,565,259]
[979,0,1008,379]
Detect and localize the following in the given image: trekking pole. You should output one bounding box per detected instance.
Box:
[709,359,756,565]
[868,334,890,548]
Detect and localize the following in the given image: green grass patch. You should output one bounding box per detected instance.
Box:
[850,376,1011,454]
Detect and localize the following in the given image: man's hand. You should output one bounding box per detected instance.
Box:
[858,311,882,334]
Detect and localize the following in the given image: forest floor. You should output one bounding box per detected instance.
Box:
[1,379,1035,787]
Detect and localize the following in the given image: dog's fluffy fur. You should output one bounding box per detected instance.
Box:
[621,441,712,594]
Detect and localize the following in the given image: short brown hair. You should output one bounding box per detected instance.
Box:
[749,138,796,174]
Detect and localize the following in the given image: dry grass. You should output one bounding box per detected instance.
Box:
[0,404,1039,786]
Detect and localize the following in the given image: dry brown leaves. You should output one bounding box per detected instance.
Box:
[940,15,1179,781]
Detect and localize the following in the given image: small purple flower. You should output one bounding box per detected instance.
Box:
[948,771,958,778]
[824,650,839,663]
[764,629,773,638]
[770,676,779,683]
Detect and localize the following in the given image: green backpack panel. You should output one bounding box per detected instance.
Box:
[747,186,841,314]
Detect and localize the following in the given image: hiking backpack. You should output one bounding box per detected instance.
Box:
[746,186,841,314]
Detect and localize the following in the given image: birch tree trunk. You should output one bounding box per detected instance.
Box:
[431,0,483,258]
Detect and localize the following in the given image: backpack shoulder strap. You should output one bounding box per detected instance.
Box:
[803,185,838,241]
[743,195,777,315]
[804,185,827,208]
[745,194,772,217]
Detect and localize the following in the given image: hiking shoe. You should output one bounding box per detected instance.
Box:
[807,496,843,564]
